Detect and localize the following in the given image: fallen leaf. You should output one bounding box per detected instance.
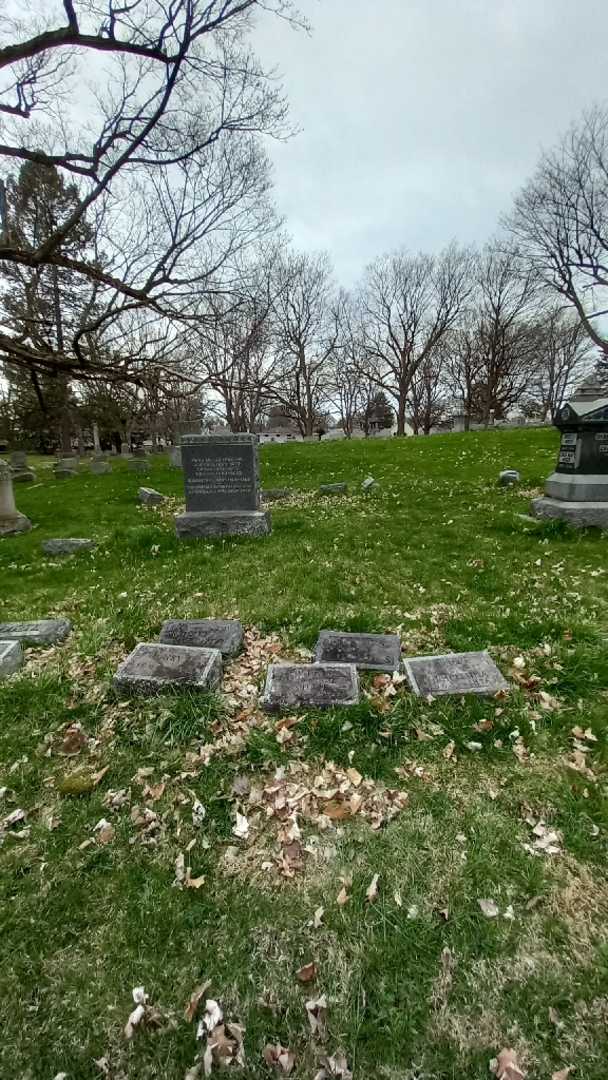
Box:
[490,1048,526,1080]
[124,986,149,1040]
[185,982,212,1023]
[336,886,349,906]
[366,873,380,903]
[232,812,249,840]
[305,994,328,1039]
[313,906,324,928]
[323,799,353,821]
[263,1044,296,1074]
[345,767,363,787]
[478,898,499,918]
[3,808,26,828]
[296,961,318,984]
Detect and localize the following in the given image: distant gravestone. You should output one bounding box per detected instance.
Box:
[138,487,166,506]
[54,458,77,478]
[169,446,182,468]
[261,662,359,712]
[0,618,71,645]
[42,538,97,556]
[403,650,508,697]
[90,459,112,475]
[10,450,36,483]
[128,458,150,473]
[319,482,347,495]
[113,642,223,697]
[0,640,23,677]
[499,469,520,487]
[361,476,378,492]
[160,618,243,657]
[175,433,271,539]
[314,630,401,673]
[0,460,32,536]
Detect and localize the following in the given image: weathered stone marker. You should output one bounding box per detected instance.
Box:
[403,650,508,697]
[499,469,520,487]
[90,458,112,475]
[319,482,347,495]
[169,446,182,468]
[0,459,32,536]
[114,642,222,697]
[532,376,608,528]
[54,458,77,478]
[314,630,401,672]
[0,640,23,677]
[138,487,166,506]
[175,433,271,539]
[0,618,71,645]
[10,451,36,483]
[261,662,359,712]
[42,538,97,556]
[261,488,294,502]
[160,618,243,656]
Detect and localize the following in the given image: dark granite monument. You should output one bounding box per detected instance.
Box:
[261,662,359,712]
[532,376,608,528]
[114,642,223,697]
[160,618,243,657]
[403,650,508,697]
[175,433,271,539]
[314,630,401,672]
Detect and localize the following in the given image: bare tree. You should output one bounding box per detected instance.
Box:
[506,106,608,360]
[359,244,473,435]
[0,1,302,382]
[408,350,448,435]
[526,307,594,420]
[271,250,337,436]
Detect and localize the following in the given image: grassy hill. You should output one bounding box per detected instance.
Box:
[1,428,607,1079]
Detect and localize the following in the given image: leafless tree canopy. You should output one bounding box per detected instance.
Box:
[507,106,608,356]
[0,0,300,380]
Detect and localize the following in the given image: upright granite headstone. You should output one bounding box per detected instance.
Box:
[54,457,77,478]
[0,460,32,536]
[403,650,508,697]
[10,451,36,483]
[90,457,112,475]
[314,630,401,672]
[532,375,608,528]
[175,433,271,539]
[261,662,359,712]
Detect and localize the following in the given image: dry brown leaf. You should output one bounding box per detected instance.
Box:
[296,961,318,984]
[366,873,380,903]
[490,1048,526,1080]
[60,724,88,756]
[185,874,206,890]
[185,982,212,1023]
[305,994,328,1039]
[323,799,353,822]
[313,906,324,928]
[336,886,350,906]
[345,767,363,787]
[263,1044,296,1074]
[478,898,499,918]
[552,1069,572,1080]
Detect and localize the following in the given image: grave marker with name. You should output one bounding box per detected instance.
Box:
[314,630,401,672]
[114,642,222,697]
[175,434,271,539]
[261,662,359,712]
[403,650,508,697]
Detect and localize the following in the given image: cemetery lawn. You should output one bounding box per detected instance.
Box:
[2,428,608,1080]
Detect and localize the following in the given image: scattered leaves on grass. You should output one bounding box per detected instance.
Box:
[490,1048,526,1080]
[523,820,562,857]
[263,1044,296,1074]
[314,1051,353,1079]
[2,807,26,829]
[478,898,499,918]
[124,986,148,1040]
[305,994,328,1039]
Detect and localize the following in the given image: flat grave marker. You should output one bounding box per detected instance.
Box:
[160,618,243,657]
[403,650,508,697]
[114,642,222,697]
[0,618,71,645]
[314,630,401,672]
[261,662,359,712]
[0,640,23,677]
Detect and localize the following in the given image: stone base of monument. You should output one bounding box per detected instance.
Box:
[532,496,608,529]
[0,511,32,536]
[543,471,608,502]
[175,509,271,539]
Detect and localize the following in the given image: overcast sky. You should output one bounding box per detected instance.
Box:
[255,0,608,286]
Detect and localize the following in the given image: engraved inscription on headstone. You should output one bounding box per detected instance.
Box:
[314,630,401,672]
[403,650,508,697]
[183,436,258,513]
[261,662,359,712]
[160,618,243,656]
[113,642,222,697]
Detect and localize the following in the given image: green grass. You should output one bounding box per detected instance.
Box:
[1,429,608,1079]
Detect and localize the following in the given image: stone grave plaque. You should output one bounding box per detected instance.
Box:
[176,434,270,538]
[0,619,72,645]
[319,482,347,495]
[42,538,97,556]
[314,630,401,672]
[182,434,259,512]
[403,650,508,697]
[160,618,243,657]
[113,642,222,697]
[0,640,23,676]
[261,662,359,712]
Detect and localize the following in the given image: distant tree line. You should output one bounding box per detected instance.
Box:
[0,4,603,448]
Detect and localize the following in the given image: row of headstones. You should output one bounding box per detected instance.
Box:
[5,448,183,483]
[112,622,508,705]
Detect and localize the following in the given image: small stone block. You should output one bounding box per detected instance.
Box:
[361,476,377,491]
[138,487,166,506]
[0,640,23,676]
[315,630,401,672]
[169,446,182,468]
[319,483,347,495]
[532,496,608,529]
[0,618,71,645]
[90,461,112,475]
[113,642,222,697]
[403,650,508,697]
[54,466,77,478]
[499,469,520,486]
[261,488,294,502]
[42,538,97,556]
[128,459,150,472]
[0,512,32,536]
[261,662,359,712]
[160,618,243,656]
[175,510,271,539]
